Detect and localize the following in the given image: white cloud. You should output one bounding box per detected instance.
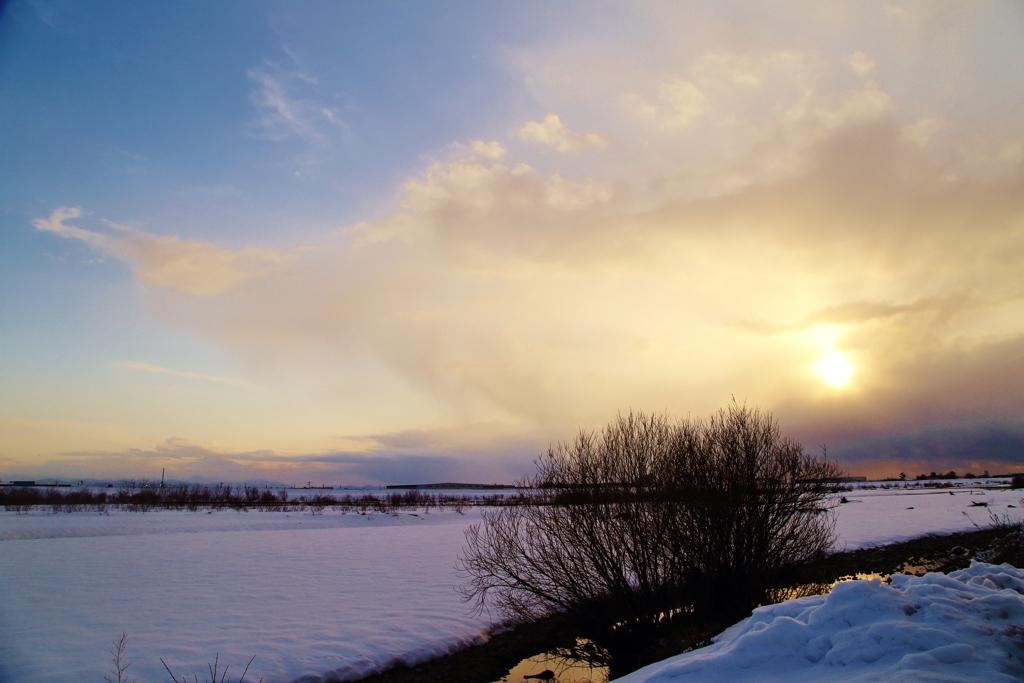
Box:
[901,118,943,148]
[624,51,823,133]
[471,140,508,160]
[845,51,876,77]
[247,53,349,170]
[613,50,900,201]
[114,361,270,393]
[33,207,294,297]
[543,173,613,211]
[814,81,893,130]
[517,113,610,152]
[394,157,614,239]
[655,78,708,127]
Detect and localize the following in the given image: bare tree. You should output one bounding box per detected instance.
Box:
[460,403,840,663]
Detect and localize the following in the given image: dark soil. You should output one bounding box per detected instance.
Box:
[787,526,1011,584]
[348,526,1018,683]
[341,613,584,683]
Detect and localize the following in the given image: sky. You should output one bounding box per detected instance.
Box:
[1,0,1023,485]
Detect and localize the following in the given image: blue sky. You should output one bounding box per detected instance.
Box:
[2,1,1023,484]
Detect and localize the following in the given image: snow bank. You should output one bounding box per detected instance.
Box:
[616,562,1024,683]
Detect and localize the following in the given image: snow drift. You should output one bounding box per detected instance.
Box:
[616,562,1024,683]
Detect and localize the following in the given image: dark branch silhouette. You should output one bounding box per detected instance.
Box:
[459,403,840,672]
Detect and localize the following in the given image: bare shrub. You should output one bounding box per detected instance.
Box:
[161,654,261,683]
[985,506,1024,567]
[460,403,840,667]
[307,494,333,515]
[104,632,135,683]
[462,412,682,629]
[665,405,839,615]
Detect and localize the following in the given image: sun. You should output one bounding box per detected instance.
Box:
[816,350,854,387]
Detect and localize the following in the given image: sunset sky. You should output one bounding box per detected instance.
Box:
[2,1,1022,484]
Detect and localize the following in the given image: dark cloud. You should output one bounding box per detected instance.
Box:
[775,333,1024,477]
[4,435,537,486]
[832,419,1024,475]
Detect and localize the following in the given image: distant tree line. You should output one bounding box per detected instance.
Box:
[0,482,511,514]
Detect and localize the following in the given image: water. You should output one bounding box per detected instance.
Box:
[496,639,609,683]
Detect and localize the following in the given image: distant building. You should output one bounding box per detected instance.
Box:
[385,482,514,490]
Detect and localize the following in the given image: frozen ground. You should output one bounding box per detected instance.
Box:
[617,562,1024,683]
[0,482,1021,683]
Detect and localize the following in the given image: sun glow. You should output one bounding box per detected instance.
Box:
[816,350,854,387]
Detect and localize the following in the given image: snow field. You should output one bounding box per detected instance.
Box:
[0,504,466,542]
[0,509,495,683]
[834,484,1022,550]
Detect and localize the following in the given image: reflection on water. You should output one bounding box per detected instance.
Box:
[496,638,609,683]
[766,581,832,603]
[837,572,887,582]
[897,558,947,576]
[768,572,888,603]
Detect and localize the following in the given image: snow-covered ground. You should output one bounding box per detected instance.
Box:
[835,481,1021,550]
[0,509,495,683]
[617,562,1024,683]
[1,483,1021,683]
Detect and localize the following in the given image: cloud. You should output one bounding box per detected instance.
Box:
[2,435,532,485]
[33,206,105,248]
[363,155,615,259]
[27,11,1024,482]
[901,118,943,148]
[623,50,823,133]
[247,51,349,170]
[813,81,893,130]
[845,51,876,77]
[471,140,508,160]
[611,49,901,205]
[33,208,294,296]
[517,113,610,152]
[731,294,982,335]
[827,420,1024,477]
[999,143,1024,164]
[249,63,342,142]
[774,332,1024,474]
[134,41,1023,459]
[113,361,270,393]
[195,112,1017,440]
